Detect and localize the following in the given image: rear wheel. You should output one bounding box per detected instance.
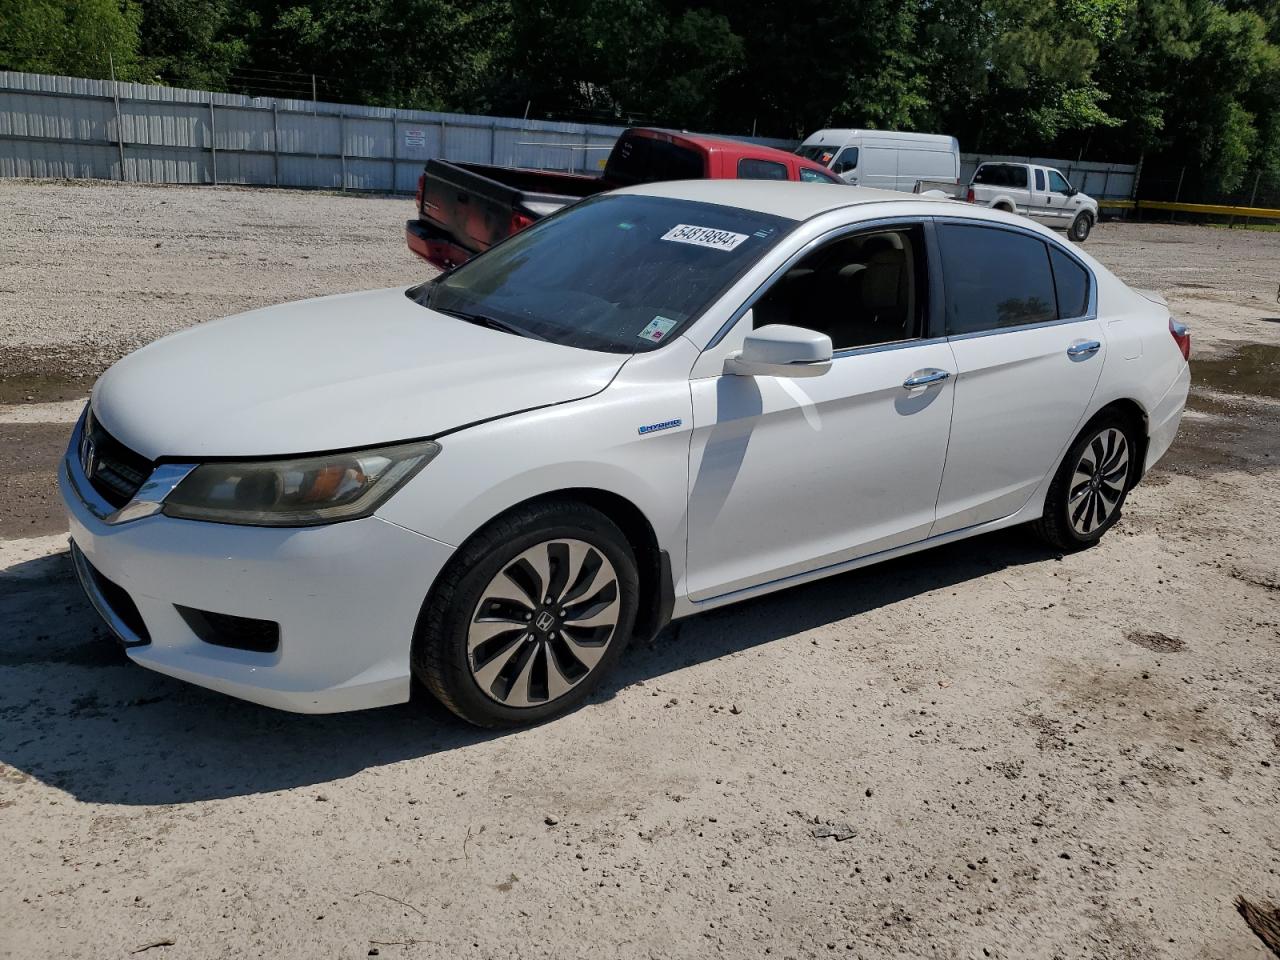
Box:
[1033,415,1136,551]
[1069,212,1093,242]
[412,500,639,728]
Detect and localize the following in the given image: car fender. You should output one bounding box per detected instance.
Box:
[376,337,698,592]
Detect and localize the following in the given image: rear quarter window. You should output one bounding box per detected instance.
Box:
[937,223,1058,334]
[1049,246,1091,318]
[974,164,1028,189]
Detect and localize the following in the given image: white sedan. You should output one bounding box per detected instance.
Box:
[61,180,1191,726]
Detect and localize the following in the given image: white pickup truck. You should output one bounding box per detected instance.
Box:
[965,162,1099,241]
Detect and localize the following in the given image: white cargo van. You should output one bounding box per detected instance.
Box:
[796,129,961,192]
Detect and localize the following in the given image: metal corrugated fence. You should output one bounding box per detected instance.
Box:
[0,71,1137,200]
[0,71,795,192]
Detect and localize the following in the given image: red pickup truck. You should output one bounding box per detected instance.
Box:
[406,127,841,270]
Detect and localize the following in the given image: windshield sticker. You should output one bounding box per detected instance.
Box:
[661,224,749,251]
[638,315,677,343]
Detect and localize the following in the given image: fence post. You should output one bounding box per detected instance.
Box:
[208,99,218,185]
[1171,167,1185,223]
[1245,170,1261,228]
[439,118,447,161]
[1131,154,1143,221]
[339,111,347,190]
[391,111,398,194]
[490,120,498,164]
[271,101,280,187]
[108,52,127,181]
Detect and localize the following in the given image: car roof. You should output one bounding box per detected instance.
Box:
[613,178,926,220]
[801,129,959,149]
[629,128,830,172]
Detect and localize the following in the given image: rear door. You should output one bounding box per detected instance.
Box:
[931,221,1105,535]
[1028,166,1053,223]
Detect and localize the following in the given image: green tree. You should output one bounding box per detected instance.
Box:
[0,0,146,80]
[137,0,248,89]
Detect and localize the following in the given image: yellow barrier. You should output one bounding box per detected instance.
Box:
[1098,198,1280,219]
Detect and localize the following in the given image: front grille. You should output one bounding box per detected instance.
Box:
[81,411,153,508]
[176,605,281,654]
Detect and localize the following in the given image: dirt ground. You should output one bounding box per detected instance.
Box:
[1,180,1278,960]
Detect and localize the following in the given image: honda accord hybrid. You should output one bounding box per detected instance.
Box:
[61,180,1190,726]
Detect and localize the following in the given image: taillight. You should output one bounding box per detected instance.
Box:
[510,211,535,234]
[965,187,975,203]
[1169,318,1191,360]
[415,173,425,211]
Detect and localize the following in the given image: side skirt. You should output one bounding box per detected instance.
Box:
[671,501,1043,620]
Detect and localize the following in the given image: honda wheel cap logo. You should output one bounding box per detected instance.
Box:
[535,611,555,632]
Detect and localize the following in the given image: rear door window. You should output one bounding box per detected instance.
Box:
[936,223,1057,334]
[1034,169,1045,191]
[738,158,788,181]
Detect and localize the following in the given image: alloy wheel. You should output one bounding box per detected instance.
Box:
[467,539,620,707]
[1068,427,1128,536]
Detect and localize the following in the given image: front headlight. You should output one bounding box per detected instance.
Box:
[162,440,440,526]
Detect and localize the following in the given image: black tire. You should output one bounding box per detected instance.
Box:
[1069,212,1093,242]
[1033,413,1138,552]
[412,499,640,728]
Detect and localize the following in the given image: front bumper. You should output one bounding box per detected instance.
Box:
[59,423,455,713]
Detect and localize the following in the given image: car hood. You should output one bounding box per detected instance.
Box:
[92,287,627,460]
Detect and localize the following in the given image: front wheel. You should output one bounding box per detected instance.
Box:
[1033,416,1137,551]
[1069,213,1093,242]
[412,500,639,728]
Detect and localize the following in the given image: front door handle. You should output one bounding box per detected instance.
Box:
[1067,340,1101,358]
[903,368,951,388]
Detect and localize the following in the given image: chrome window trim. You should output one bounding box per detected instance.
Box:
[930,216,1099,338]
[706,215,939,351]
[64,409,197,525]
[945,313,1097,342]
[831,335,949,360]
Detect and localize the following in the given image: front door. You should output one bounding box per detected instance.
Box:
[1047,169,1083,225]
[685,222,955,601]
[931,221,1105,535]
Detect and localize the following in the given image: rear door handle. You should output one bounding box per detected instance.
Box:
[903,369,951,388]
[1067,340,1101,358]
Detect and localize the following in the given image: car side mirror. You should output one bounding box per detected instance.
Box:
[724,324,833,378]
[1066,187,1078,197]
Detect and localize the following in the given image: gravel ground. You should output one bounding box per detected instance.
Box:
[1,181,1278,960]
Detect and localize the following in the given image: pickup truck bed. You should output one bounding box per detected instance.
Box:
[406,127,844,270]
[406,159,605,269]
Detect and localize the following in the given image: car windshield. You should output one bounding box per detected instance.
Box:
[411,194,796,353]
[795,144,838,166]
